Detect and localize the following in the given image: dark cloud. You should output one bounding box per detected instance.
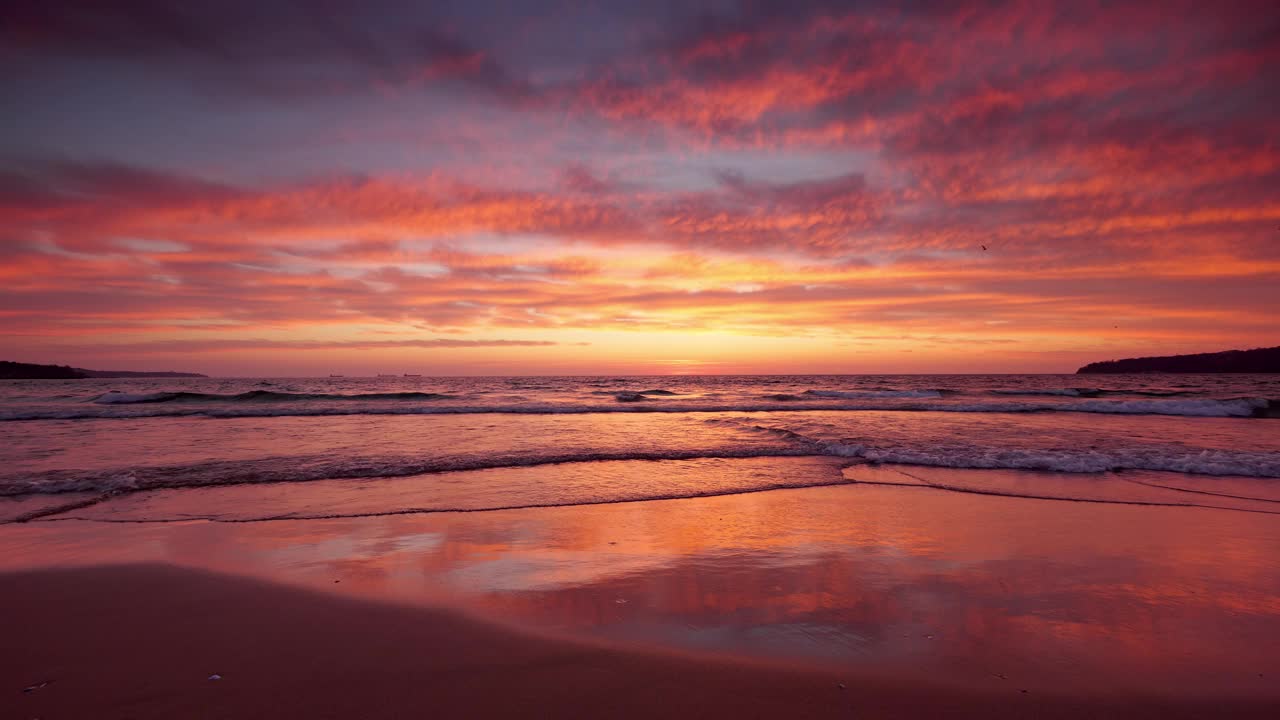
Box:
[715,170,872,207]
[0,159,242,210]
[560,164,620,196]
[2,0,533,99]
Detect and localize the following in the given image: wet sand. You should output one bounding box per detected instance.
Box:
[3,470,1279,717]
[4,563,1275,720]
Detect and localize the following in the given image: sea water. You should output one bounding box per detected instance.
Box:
[1,374,1277,522]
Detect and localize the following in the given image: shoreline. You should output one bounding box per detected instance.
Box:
[6,563,1276,719]
[7,459,1278,526]
[4,474,1278,716]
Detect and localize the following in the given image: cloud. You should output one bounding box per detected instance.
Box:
[560,164,624,196]
[654,169,890,255]
[0,159,243,211]
[0,161,641,255]
[65,338,567,354]
[2,0,534,100]
[2,0,1278,369]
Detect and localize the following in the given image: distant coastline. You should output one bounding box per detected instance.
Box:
[0,361,206,379]
[1077,346,1280,374]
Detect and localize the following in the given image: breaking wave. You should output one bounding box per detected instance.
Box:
[589,388,680,396]
[989,388,1103,397]
[7,396,1272,421]
[4,432,1277,504]
[802,389,946,399]
[819,443,1280,477]
[0,446,822,497]
[986,388,1201,398]
[92,390,455,405]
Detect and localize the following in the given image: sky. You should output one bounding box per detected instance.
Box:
[2,0,1278,376]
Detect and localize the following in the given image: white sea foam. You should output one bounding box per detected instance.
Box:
[1071,397,1269,416]
[821,442,1280,477]
[5,433,1278,502]
[0,446,822,497]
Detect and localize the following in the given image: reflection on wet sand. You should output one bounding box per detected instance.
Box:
[2,477,1277,696]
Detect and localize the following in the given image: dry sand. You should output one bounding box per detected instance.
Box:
[3,563,1274,719]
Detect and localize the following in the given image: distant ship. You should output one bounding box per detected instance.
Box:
[403,373,422,377]
[329,374,344,377]
[377,374,396,377]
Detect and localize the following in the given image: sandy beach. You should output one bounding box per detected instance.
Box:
[4,562,1275,720]
[4,471,1279,718]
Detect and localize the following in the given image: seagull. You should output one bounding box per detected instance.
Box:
[980,245,988,251]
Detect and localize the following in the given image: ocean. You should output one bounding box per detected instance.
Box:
[3,373,1279,687]
[2,374,1278,523]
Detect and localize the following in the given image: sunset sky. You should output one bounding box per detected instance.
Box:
[3,0,1278,376]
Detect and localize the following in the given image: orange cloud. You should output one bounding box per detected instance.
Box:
[1,0,1277,372]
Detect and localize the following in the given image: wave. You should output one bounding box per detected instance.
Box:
[92,390,455,405]
[820,442,1280,477]
[715,416,1280,477]
[878,397,1276,417]
[989,388,1102,397]
[987,388,1203,398]
[13,450,1279,523]
[802,389,945,399]
[589,388,680,398]
[7,396,1271,421]
[94,391,199,404]
[0,446,822,497]
[5,430,1278,503]
[26,474,863,524]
